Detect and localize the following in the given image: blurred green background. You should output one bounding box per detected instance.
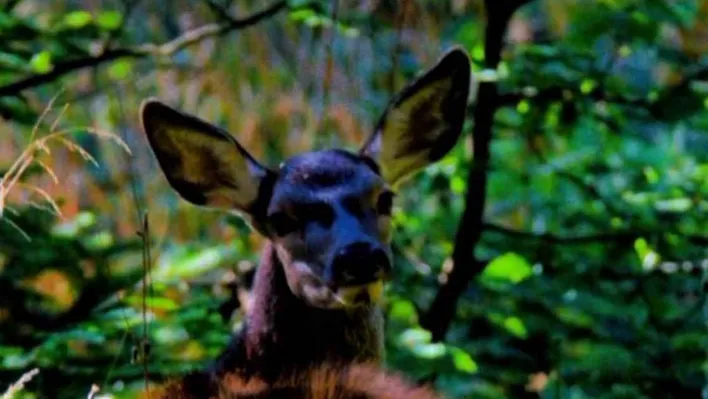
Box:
[0,0,706,398]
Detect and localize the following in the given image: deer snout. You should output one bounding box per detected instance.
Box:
[327,242,392,287]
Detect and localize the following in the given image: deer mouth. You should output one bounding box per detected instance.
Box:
[300,277,385,309]
[333,280,384,307]
[286,261,386,309]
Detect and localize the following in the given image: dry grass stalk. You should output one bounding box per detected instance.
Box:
[1,368,40,399]
[0,94,131,239]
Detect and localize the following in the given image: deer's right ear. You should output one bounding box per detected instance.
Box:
[140,99,275,214]
[360,48,470,189]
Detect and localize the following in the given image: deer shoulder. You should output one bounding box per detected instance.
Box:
[146,363,443,399]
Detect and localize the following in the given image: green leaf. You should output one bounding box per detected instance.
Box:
[654,198,692,213]
[289,9,317,21]
[82,231,114,250]
[30,50,53,73]
[154,244,238,280]
[108,59,133,79]
[662,1,700,27]
[1,347,33,369]
[397,327,432,348]
[287,0,322,8]
[643,166,659,184]
[634,237,649,258]
[124,295,178,311]
[481,252,533,284]
[502,316,528,338]
[450,176,465,194]
[97,308,143,328]
[411,342,446,359]
[154,326,189,344]
[96,10,123,30]
[64,10,93,28]
[449,347,478,374]
[46,329,106,345]
[338,25,359,38]
[0,51,29,70]
[389,299,418,324]
[52,212,97,237]
[580,78,597,94]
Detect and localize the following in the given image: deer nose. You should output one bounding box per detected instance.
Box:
[328,242,391,286]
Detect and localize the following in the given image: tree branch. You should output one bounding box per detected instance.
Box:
[484,223,708,246]
[420,0,533,342]
[497,64,708,119]
[0,1,287,98]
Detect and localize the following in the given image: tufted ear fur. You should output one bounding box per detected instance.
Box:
[360,48,471,188]
[140,99,275,216]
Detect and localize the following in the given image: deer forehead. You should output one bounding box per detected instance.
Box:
[268,149,385,210]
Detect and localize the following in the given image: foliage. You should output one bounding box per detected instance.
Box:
[1,0,707,398]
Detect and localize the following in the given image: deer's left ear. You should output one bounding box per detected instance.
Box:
[360,48,471,188]
[140,99,275,215]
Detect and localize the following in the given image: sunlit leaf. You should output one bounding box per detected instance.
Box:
[481,252,533,284]
[108,59,133,79]
[1,348,34,369]
[154,326,189,344]
[450,176,465,194]
[124,295,178,311]
[449,347,478,374]
[397,327,431,348]
[96,308,143,328]
[502,316,528,338]
[411,342,446,359]
[153,244,238,280]
[654,197,692,212]
[289,9,316,21]
[96,10,122,30]
[389,299,418,324]
[30,51,53,73]
[83,231,114,250]
[52,212,97,237]
[63,10,93,28]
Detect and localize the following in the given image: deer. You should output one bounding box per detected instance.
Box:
[138,48,471,398]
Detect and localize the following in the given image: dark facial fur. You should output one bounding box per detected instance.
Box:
[262,150,394,309]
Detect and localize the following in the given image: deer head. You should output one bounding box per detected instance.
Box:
[140,48,470,311]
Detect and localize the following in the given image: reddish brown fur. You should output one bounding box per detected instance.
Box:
[145,363,443,399]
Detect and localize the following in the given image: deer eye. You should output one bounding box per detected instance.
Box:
[376,191,394,215]
[298,203,334,227]
[268,212,299,237]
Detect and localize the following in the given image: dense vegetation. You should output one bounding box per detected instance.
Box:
[1,1,706,398]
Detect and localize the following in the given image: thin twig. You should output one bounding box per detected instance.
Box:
[390,0,409,96]
[2,368,39,399]
[87,384,100,399]
[138,213,152,394]
[318,0,340,139]
[0,1,287,97]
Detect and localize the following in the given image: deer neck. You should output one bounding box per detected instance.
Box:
[227,241,384,380]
